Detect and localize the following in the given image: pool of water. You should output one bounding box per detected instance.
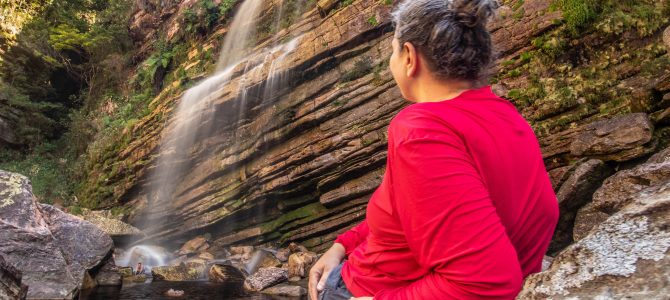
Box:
[80,281,307,300]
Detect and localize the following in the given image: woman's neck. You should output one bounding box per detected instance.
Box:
[412,78,476,103]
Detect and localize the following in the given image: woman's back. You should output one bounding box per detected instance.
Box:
[339,86,559,299]
[405,86,559,276]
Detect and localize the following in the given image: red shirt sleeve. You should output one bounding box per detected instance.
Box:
[374,115,523,299]
[334,219,369,256]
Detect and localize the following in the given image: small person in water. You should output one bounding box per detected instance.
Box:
[135,262,144,275]
[308,0,559,299]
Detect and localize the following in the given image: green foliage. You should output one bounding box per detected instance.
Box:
[552,0,599,34]
[0,144,76,205]
[184,0,239,35]
[367,15,379,26]
[340,0,355,8]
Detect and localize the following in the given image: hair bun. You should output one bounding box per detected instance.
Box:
[449,0,499,28]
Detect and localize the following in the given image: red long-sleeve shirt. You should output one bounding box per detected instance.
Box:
[335,86,559,299]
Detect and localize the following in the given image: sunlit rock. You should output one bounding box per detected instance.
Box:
[518,181,670,299]
[0,171,112,299]
[243,267,288,292]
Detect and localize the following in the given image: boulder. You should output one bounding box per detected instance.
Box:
[287,243,309,254]
[177,236,209,256]
[229,246,254,256]
[151,264,201,281]
[274,248,291,262]
[261,284,307,297]
[573,149,670,241]
[569,113,655,162]
[518,181,670,299]
[243,267,288,292]
[80,210,143,243]
[185,261,207,278]
[547,165,572,191]
[208,264,245,285]
[288,252,318,278]
[0,171,113,299]
[197,251,215,261]
[92,258,122,286]
[247,249,282,274]
[118,267,133,278]
[124,274,148,283]
[0,255,27,300]
[548,159,612,253]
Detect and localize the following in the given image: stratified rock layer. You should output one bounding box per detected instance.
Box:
[0,171,113,299]
[80,0,670,256]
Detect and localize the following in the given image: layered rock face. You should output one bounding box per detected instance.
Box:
[0,171,113,299]
[81,0,670,260]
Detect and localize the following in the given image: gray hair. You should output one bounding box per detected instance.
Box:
[391,0,499,83]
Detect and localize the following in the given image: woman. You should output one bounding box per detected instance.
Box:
[308,0,559,299]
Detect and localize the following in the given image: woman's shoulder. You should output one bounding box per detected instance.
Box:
[389,104,460,143]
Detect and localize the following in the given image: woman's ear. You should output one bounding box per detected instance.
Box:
[403,42,419,78]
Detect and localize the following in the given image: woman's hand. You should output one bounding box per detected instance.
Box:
[308,243,346,300]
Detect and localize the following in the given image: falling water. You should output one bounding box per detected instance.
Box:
[116,245,173,272]
[140,0,305,245]
[141,0,266,234]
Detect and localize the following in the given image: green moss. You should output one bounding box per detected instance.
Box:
[260,202,328,234]
[367,15,379,26]
[552,0,599,35]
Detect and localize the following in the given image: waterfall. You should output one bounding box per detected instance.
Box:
[116,245,173,272]
[136,0,306,253]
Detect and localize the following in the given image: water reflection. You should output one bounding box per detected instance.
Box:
[81,281,306,300]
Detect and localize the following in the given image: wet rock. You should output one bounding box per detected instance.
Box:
[261,284,307,297]
[151,264,201,281]
[517,181,670,299]
[124,274,148,283]
[197,252,215,261]
[288,252,318,278]
[244,249,282,275]
[573,148,670,241]
[185,261,207,278]
[548,159,612,253]
[0,255,27,300]
[274,248,291,262]
[177,236,209,256]
[287,243,309,254]
[0,171,113,299]
[243,267,288,292]
[118,267,133,278]
[569,113,655,162]
[93,259,122,286]
[208,264,245,285]
[229,246,254,257]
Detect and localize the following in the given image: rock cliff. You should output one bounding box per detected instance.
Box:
[78,0,669,257]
